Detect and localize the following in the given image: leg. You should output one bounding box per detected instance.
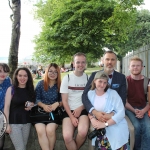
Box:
[125,115,134,150]
[141,113,150,150]
[0,135,5,150]
[35,123,50,150]
[46,123,58,150]
[9,124,25,150]
[62,118,76,150]
[88,123,95,150]
[76,115,89,149]
[22,123,31,147]
[126,110,141,150]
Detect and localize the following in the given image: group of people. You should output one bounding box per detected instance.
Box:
[60,62,74,73]
[0,50,149,150]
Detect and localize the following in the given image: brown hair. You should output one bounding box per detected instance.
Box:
[73,52,86,61]
[0,63,10,73]
[43,63,61,91]
[129,56,143,66]
[13,67,35,101]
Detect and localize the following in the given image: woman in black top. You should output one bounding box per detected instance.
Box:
[4,67,35,150]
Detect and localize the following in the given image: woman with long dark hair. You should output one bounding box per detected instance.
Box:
[4,67,35,150]
[0,63,11,150]
[35,63,62,150]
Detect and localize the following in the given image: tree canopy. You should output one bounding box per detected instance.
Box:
[118,9,150,55]
[33,0,144,64]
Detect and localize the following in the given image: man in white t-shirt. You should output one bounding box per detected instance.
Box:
[60,52,89,150]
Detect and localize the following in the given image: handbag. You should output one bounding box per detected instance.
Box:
[29,105,63,124]
[29,92,63,124]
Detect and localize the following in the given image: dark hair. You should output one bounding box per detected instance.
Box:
[12,67,35,101]
[44,63,61,91]
[0,63,10,73]
[103,51,117,58]
[73,52,86,61]
[91,79,109,92]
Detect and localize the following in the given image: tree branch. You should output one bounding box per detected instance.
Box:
[8,0,12,10]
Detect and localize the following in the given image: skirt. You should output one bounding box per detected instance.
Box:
[95,135,127,150]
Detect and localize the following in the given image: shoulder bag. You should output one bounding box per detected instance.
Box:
[29,93,63,124]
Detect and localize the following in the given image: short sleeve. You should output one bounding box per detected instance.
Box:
[60,75,68,93]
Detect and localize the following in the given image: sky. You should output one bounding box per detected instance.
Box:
[0,1,40,60]
[0,0,150,60]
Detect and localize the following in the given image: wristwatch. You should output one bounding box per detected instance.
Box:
[104,122,108,127]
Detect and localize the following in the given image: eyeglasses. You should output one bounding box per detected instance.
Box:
[48,70,58,75]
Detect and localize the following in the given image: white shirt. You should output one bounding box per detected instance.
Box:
[60,72,88,110]
[94,93,106,112]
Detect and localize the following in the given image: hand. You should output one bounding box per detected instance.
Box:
[72,106,84,118]
[6,124,11,134]
[103,112,114,121]
[25,102,34,111]
[28,102,34,107]
[25,101,34,107]
[94,110,106,122]
[90,118,99,128]
[43,104,52,112]
[95,121,106,130]
[70,116,79,127]
[135,109,144,118]
[25,107,32,111]
[51,102,59,111]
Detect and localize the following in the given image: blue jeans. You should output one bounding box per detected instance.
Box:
[126,109,150,150]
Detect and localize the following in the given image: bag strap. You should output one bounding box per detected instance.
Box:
[86,74,89,81]
[68,74,70,81]
[143,76,149,94]
[57,92,61,102]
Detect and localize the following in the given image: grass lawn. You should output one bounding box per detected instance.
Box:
[33,66,101,87]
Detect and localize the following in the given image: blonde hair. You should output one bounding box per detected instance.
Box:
[91,79,109,92]
[129,56,143,66]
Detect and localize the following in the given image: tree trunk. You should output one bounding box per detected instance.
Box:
[8,0,21,78]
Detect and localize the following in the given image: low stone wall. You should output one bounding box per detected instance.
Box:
[4,125,89,150]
